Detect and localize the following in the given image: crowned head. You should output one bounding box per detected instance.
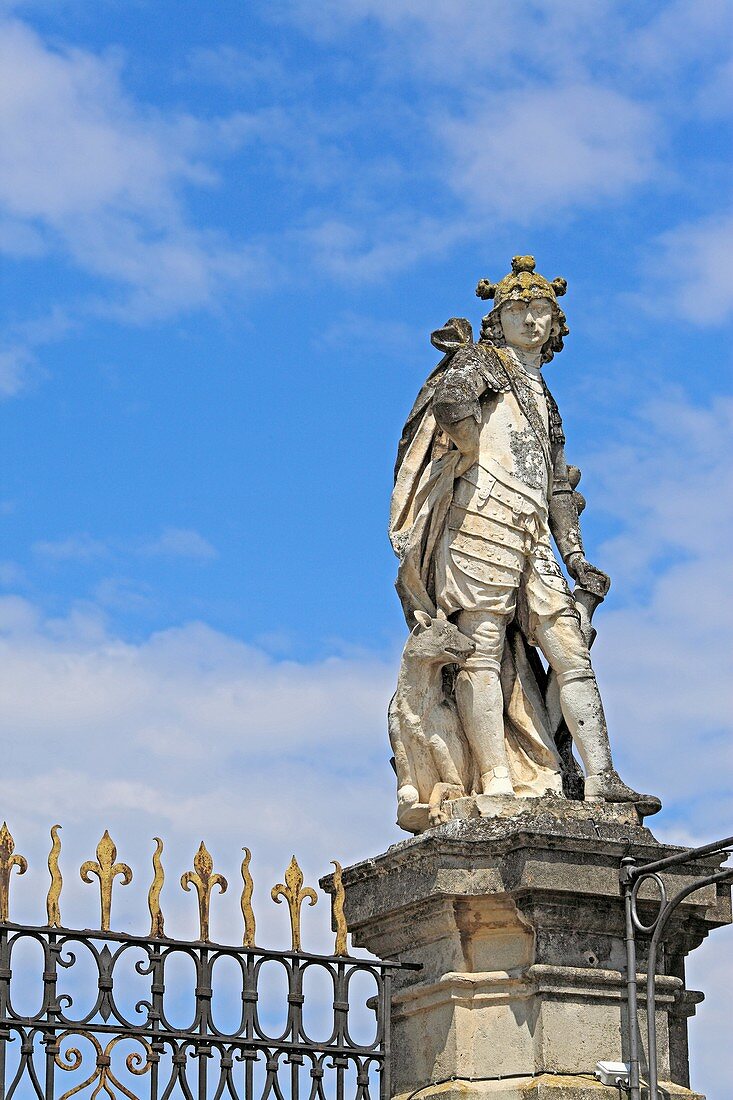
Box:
[476,256,569,363]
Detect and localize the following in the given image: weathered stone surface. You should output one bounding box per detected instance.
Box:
[322,813,730,1099]
[388,256,660,833]
[394,1076,703,1099]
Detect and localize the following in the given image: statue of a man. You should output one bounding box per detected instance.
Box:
[389,256,658,831]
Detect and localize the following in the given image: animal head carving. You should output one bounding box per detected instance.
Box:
[408,610,475,667]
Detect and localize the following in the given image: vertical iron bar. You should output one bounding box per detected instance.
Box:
[149,944,164,1100]
[198,946,211,1100]
[381,970,392,1100]
[0,929,7,1100]
[42,931,59,1100]
[0,928,10,1100]
[333,961,347,1052]
[621,859,641,1100]
[244,1054,253,1100]
[242,952,256,1100]
[198,1049,208,1100]
[289,959,302,1100]
[646,925,663,1100]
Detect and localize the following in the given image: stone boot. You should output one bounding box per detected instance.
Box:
[585,768,661,816]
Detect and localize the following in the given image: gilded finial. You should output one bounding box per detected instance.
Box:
[46,825,62,927]
[240,847,256,948]
[0,822,27,922]
[148,837,165,938]
[330,861,349,956]
[80,830,133,932]
[181,842,228,942]
[271,855,317,952]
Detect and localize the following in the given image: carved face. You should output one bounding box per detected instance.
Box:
[499,297,554,354]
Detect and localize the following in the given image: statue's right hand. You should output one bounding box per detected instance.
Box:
[446,417,479,477]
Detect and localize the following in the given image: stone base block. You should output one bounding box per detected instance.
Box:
[401,792,645,835]
[322,809,730,1099]
[392,1075,703,1099]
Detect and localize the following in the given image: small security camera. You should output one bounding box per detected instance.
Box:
[595,1061,631,1087]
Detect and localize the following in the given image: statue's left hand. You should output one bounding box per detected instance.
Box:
[565,553,610,598]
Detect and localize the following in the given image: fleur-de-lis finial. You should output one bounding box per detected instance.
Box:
[271,855,317,952]
[80,830,133,931]
[47,825,63,927]
[240,847,256,948]
[330,861,349,956]
[148,837,165,938]
[0,822,27,922]
[181,842,228,942]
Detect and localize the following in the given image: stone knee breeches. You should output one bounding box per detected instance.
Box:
[533,611,595,687]
[456,610,510,677]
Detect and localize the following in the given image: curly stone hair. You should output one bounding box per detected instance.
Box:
[479,301,569,364]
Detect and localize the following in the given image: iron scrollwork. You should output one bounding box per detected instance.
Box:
[0,925,405,1100]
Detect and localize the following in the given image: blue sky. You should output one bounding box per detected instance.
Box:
[0,0,732,1091]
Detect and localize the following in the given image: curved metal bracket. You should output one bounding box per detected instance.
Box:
[620,838,733,1100]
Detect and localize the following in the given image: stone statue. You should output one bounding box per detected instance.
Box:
[389,256,660,832]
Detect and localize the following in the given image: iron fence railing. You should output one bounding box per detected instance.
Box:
[0,925,406,1100]
[0,823,417,1100]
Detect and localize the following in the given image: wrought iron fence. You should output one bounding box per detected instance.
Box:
[619,834,733,1100]
[0,823,415,1100]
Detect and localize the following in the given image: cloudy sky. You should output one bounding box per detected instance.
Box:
[0,0,732,1091]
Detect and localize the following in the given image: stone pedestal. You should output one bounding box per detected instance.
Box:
[322,801,731,1099]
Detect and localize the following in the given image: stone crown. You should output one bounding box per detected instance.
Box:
[476,255,567,309]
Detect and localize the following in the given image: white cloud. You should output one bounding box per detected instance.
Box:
[31,527,218,565]
[644,212,733,325]
[438,85,657,219]
[0,344,37,397]
[0,306,73,397]
[0,18,266,323]
[302,214,463,281]
[586,394,733,826]
[0,596,398,944]
[278,0,619,83]
[185,44,309,98]
[32,533,109,562]
[687,932,733,1088]
[622,0,733,86]
[141,526,218,561]
[281,0,733,107]
[93,576,155,613]
[0,598,395,826]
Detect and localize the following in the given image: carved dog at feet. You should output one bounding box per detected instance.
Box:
[389,610,476,829]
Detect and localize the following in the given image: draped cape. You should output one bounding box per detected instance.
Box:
[389,319,568,797]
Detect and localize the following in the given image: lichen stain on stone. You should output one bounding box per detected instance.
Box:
[509,425,545,490]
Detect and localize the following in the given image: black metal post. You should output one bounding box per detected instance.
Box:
[620,856,641,1100]
[621,835,733,1100]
